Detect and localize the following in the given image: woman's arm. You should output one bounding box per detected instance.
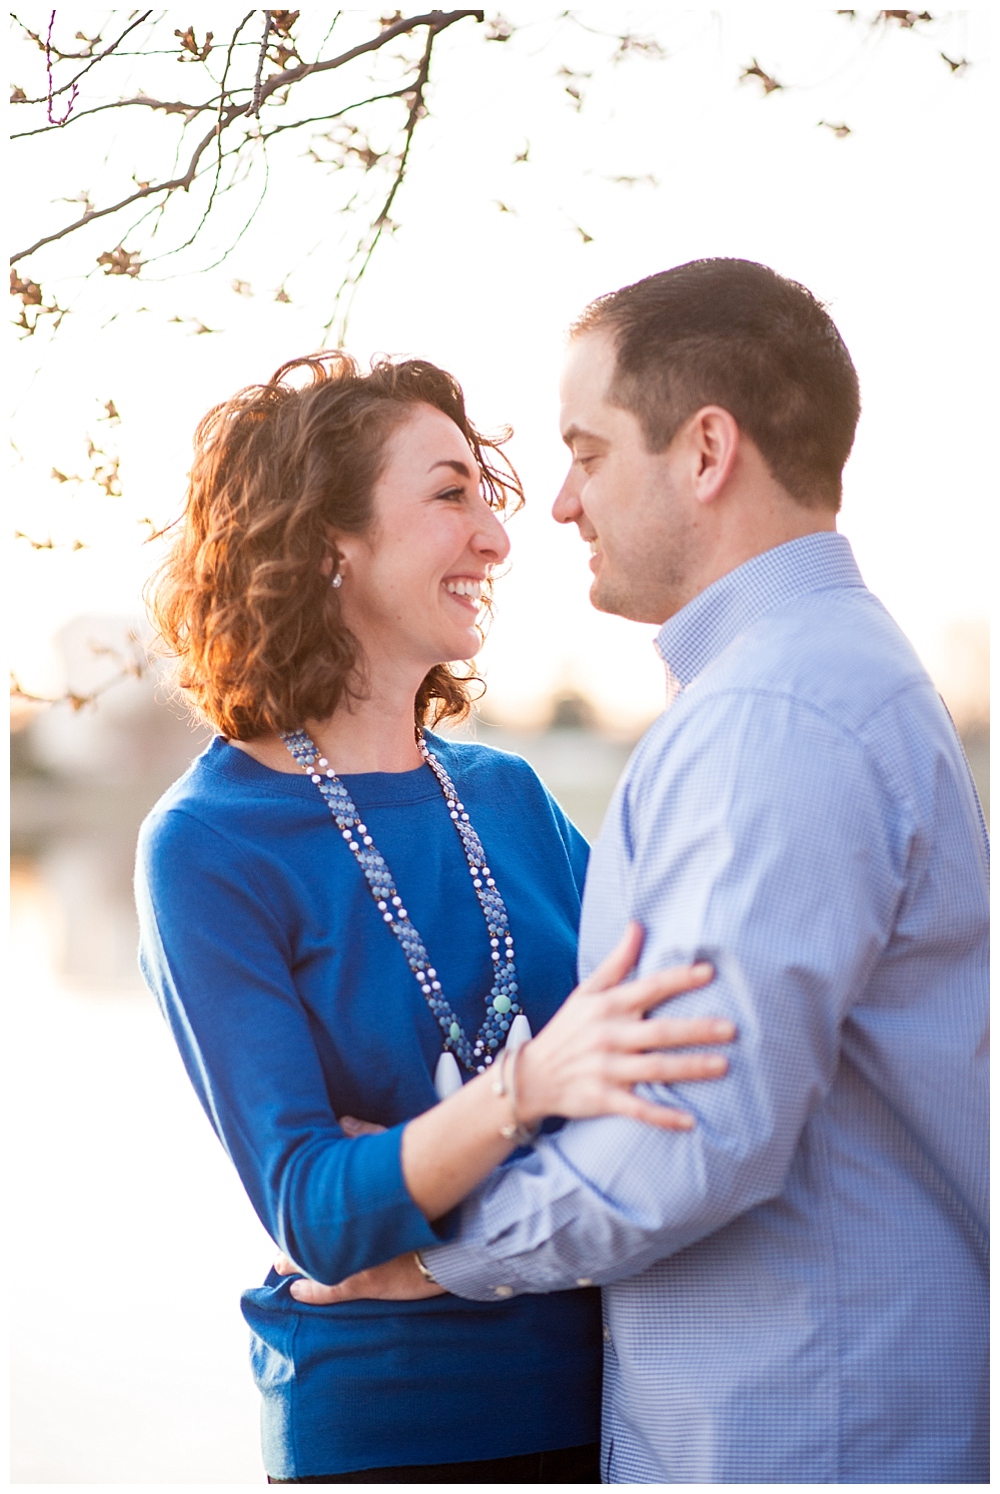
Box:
[279,924,734,1302]
[401,922,731,1221]
[136,807,452,1287]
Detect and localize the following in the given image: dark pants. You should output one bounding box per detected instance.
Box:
[268,1440,601,1483]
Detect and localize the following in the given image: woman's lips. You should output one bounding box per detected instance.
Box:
[443,577,484,611]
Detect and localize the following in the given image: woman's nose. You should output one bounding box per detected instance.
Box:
[473,502,511,563]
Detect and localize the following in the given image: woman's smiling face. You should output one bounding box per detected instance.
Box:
[332,403,511,675]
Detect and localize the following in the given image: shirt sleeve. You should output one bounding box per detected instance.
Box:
[425,689,910,1300]
[135,806,449,1285]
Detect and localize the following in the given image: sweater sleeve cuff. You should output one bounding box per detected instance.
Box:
[304,1123,456,1284]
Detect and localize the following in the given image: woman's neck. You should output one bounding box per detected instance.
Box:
[231,674,425,777]
[305,692,424,774]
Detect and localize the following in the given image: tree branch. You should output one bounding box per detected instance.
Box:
[11,96,218,141]
[10,107,247,265]
[245,10,484,114]
[10,10,484,268]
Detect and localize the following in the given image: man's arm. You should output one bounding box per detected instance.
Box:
[425,689,909,1301]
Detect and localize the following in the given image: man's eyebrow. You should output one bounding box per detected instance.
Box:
[428,458,473,478]
[561,423,605,449]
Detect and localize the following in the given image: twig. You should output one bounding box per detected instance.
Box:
[10,655,145,713]
[173,12,256,261]
[149,145,272,278]
[45,12,78,123]
[24,11,154,107]
[256,85,415,142]
[325,24,440,342]
[249,11,274,118]
[14,530,87,550]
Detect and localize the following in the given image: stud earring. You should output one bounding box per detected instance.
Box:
[331,572,343,589]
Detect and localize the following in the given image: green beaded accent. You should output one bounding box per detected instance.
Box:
[449,1021,462,1041]
[492,994,512,1014]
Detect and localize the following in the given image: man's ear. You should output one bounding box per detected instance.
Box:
[685,406,740,506]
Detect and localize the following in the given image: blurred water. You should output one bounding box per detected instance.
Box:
[9,862,273,1483]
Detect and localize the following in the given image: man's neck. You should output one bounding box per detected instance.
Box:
[662,505,837,625]
[706,508,836,592]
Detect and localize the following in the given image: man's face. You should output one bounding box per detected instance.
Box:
[553,330,698,625]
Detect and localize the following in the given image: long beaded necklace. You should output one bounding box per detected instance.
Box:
[281,728,525,1076]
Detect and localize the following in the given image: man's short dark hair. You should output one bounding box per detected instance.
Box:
[572,258,860,511]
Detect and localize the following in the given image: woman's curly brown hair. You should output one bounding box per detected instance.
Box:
[148,351,523,740]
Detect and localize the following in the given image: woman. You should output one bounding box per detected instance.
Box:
[136,352,733,1484]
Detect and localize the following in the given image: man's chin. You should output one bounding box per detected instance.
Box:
[589,578,616,615]
[590,574,652,624]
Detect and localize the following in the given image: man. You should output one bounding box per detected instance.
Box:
[295,260,989,1482]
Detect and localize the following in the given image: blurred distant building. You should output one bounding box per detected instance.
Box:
[547,689,598,731]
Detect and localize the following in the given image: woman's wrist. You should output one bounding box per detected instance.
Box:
[501,1040,546,1131]
[485,1043,541,1141]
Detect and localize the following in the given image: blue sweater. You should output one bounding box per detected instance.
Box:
[135,733,601,1478]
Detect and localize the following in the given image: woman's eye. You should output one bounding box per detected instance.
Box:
[435,487,464,502]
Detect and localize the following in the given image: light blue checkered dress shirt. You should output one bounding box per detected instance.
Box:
[427,533,989,1483]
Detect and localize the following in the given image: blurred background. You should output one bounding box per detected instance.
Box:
[9,6,990,1483]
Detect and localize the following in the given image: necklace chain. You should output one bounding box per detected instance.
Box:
[280,729,523,1073]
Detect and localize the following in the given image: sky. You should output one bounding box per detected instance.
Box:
[9,7,992,732]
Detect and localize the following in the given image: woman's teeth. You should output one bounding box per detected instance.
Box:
[445,579,482,599]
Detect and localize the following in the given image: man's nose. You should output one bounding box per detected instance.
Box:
[552,468,583,526]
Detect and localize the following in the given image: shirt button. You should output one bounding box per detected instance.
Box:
[493,1285,513,1298]
[576,1277,593,1287]
[602,1326,612,1343]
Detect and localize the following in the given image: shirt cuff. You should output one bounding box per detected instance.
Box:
[422,1234,529,1302]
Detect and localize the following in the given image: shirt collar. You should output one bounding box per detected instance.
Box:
[654,531,865,690]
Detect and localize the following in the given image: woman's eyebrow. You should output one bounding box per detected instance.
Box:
[428,458,474,478]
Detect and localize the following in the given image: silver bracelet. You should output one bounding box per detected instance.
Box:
[494,1040,540,1146]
